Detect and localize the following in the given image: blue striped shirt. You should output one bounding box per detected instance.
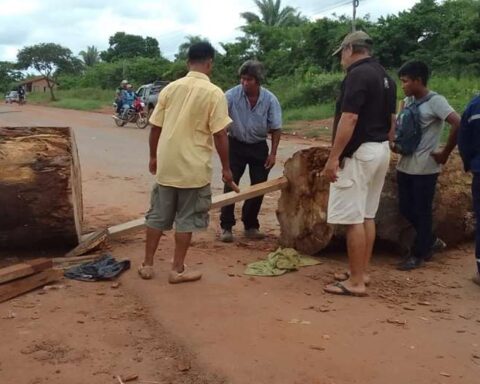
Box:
[225,85,282,144]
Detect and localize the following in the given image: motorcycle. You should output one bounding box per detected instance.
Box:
[113,97,148,129]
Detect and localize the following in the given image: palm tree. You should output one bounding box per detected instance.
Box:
[79,46,100,67]
[240,0,302,27]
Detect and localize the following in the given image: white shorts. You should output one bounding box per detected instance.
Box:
[327,141,390,225]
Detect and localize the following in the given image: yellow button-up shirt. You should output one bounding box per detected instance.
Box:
[149,71,232,188]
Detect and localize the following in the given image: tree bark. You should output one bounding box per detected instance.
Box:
[0,127,83,249]
[277,146,474,255]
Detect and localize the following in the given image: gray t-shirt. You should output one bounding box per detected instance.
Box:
[396,92,454,175]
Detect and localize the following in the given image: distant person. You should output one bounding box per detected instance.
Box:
[138,42,238,284]
[120,84,136,117]
[322,31,396,297]
[17,86,25,104]
[219,60,282,243]
[457,93,480,286]
[395,61,460,271]
[115,80,128,115]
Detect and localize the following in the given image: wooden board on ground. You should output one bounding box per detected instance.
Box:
[65,229,107,257]
[0,258,53,285]
[0,269,63,303]
[53,253,103,269]
[106,176,289,239]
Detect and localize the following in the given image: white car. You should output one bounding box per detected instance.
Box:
[5,91,19,103]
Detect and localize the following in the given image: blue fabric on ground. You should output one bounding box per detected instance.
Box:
[64,254,130,282]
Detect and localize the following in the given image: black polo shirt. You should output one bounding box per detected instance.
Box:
[333,57,397,159]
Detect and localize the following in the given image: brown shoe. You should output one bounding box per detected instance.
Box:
[138,264,154,280]
[168,268,202,284]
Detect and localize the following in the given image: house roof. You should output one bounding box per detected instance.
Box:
[18,76,57,85]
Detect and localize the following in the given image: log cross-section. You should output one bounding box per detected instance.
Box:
[0,127,83,249]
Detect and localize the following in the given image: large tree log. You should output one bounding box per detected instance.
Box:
[277,146,474,255]
[276,145,334,254]
[0,127,83,249]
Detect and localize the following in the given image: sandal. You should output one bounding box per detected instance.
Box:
[324,281,368,297]
[334,271,370,286]
[138,264,154,280]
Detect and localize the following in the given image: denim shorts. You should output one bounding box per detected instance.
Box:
[145,183,211,232]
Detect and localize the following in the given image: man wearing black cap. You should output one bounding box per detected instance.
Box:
[322,31,397,296]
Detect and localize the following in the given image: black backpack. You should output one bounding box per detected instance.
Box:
[393,93,437,155]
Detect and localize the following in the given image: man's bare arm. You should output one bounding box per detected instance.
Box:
[431,111,461,164]
[214,128,239,192]
[149,125,162,174]
[265,129,281,169]
[322,112,358,182]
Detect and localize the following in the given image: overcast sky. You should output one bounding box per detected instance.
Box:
[0,0,419,62]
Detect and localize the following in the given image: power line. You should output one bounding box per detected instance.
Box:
[303,0,354,17]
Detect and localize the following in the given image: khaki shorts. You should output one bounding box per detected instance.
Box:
[327,141,390,225]
[145,184,212,232]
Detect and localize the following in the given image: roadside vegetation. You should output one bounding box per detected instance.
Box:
[2,0,479,128]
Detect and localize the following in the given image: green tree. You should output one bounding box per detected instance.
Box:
[100,32,161,62]
[240,0,304,27]
[0,61,23,93]
[79,45,100,66]
[16,43,79,100]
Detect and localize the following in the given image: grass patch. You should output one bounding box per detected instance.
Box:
[51,99,106,110]
[27,87,113,111]
[283,104,334,124]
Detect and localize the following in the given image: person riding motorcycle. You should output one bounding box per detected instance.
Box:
[120,84,136,119]
[115,80,128,115]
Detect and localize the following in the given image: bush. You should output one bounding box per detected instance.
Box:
[269,71,342,109]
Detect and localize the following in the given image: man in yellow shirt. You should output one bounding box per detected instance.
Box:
[139,42,238,284]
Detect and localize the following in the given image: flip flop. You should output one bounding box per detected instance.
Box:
[334,271,370,286]
[324,281,368,297]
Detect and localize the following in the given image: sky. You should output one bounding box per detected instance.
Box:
[0,0,420,62]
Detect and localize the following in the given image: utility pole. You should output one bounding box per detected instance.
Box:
[352,0,359,31]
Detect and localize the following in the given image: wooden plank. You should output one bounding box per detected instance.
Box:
[53,253,102,265]
[65,229,107,257]
[53,253,103,269]
[0,269,63,303]
[0,258,53,285]
[211,176,288,210]
[105,176,288,239]
[108,218,145,238]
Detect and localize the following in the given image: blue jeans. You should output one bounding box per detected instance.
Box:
[397,171,438,259]
[472,173,480,274]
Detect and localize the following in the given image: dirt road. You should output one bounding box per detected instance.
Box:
[1,104,479,384]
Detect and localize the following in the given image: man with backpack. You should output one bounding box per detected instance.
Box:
[322,31,397,296]
[458,94,480,286]
[395,61,461,271]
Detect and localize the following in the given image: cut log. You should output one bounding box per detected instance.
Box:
[277,146,334,254]
[0,127,83,249]
[277,146,474,255]
[0,268,63,303]
[106,177,289,239]
[0,258,53,284]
